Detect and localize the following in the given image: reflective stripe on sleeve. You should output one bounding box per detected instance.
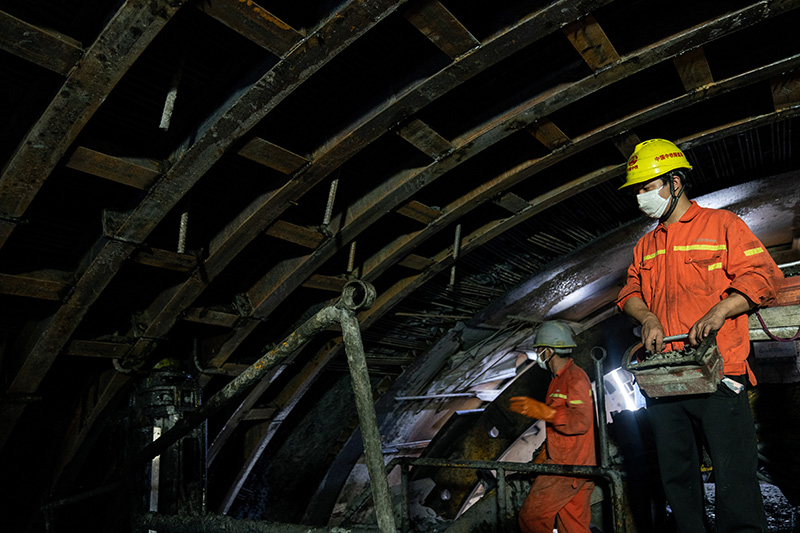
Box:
[550,393,567,400]
[744,247,764,256]
[568,400,584,405]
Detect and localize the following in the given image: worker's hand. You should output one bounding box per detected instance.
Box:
[640,313,666,354]
[688,308,726,346]
[622,297,665,354]
[688,292,752,346]
[509,396,556,422]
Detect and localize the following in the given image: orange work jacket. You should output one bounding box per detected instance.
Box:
[617,201,784,382]
[545,359,596,467]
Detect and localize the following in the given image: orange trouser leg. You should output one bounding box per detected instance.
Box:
[518,476,593,533]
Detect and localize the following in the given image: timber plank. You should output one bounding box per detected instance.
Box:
[0,0,187,246]
[66,147,161,190]
[238,137,308,175]
[673,47,714,91]
[402,0,479,59]
[196,1,303,56]
[0,10,82,75]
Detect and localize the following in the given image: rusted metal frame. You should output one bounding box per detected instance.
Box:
[0,10,83,75]
[113,0,408,246]
[0,238,136,455]
[210,286,394,525]
[402,0,479,59]
[678,105,800,150]
[673,47,714,91]
[112,0,408,369]
[111,0,616,374]
[562,13,620,71]
[244,407,277,421]
[0,0,187,242]
[449,1,799,152]
[195,0,304,56]
[243,254,313,314]
[345,456,624,532]
[65,146,162,190]
[0,271,71,301]
[496,467,507,530]
[137,301,344,464]
[136,512,381,532]
[358,52,800,283]
[357,108,800,332]
[192,0,618,299]
[302,1,800,291]
[405,458,625,532]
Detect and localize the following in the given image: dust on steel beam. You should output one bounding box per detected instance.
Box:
[0,0,187,243]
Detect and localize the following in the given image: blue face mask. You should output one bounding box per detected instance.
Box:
[636,184,670,219]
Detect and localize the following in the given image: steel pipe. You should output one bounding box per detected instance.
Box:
[340,294,396,533]
[137,281,376,464]
[134,280,395,531]
[591,346,610,469]
[135,512,381,532]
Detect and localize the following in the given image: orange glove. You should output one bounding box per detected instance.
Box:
[509,396,556,422]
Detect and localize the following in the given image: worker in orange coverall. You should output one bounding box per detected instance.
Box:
[617,139,784,532]
[510,320,596,533]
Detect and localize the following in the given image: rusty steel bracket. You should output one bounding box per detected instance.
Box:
[134,279,396,533]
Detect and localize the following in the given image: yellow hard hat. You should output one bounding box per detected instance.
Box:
[619,138,693,189]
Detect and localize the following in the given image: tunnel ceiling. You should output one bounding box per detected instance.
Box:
[1,0,800,529]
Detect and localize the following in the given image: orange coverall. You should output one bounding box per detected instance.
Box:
[617,201,783,382]
[616,201,783,531]
[519,359,596,533]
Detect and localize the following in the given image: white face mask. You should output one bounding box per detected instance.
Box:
[636,184,670,219]
[534,349,552,370]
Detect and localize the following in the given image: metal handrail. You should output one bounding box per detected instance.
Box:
[343,346,625,532]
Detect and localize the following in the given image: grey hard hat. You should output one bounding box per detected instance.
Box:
[532,321,577,351]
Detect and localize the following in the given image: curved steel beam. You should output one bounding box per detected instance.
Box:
[210,1,796,367]
[360,54,800,282]
[358,111,800,332]
[0,0,188,247]
[10,0,406,465]
[124,0,616,372]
